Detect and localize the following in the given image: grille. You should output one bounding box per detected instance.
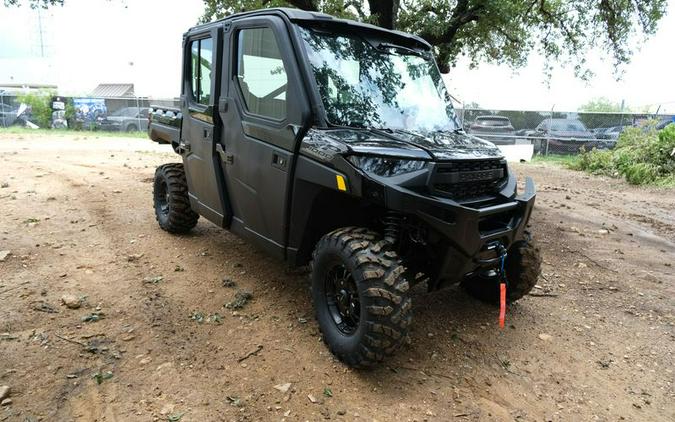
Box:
[432,159,507,201]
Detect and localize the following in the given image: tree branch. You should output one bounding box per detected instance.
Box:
[287,0,318,12]
[367,0,397,29]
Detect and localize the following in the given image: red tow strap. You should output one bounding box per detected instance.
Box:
[499,282,506,329]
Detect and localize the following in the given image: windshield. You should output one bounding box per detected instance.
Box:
[299,27,460,132]
[112,107,136,117]
[476,117,510,126]
[550,119,587,132]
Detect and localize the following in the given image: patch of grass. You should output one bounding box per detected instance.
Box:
[225,396,242,407]
[92,371,113,384]
[0,127,147,139]
[224,290,253,310]
[529,124,675,187]
[190,312,223,324]
[571,125,675,186]
[190,311,205,323]
[529,154,580,167]
[168,412,185,422]
[143,275,164,284]
[207,313,223,324]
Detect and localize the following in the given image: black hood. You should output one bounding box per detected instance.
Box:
[300,128,503,162]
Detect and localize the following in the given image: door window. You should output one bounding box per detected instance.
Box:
[190,37,213,105]
[236,28,287,120]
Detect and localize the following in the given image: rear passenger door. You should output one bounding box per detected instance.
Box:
[181,29,229,225]
[219,16,308,258]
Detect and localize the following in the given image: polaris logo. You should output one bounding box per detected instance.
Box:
[458,169,504,182]
[435,168,504,184]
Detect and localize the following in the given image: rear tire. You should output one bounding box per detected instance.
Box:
[153,163,198,234]
[310,227,412,367]
[462,232,541,304]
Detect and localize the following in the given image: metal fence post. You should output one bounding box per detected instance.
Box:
[136,95,141,132]
[546,105,554,156]
[0,90,5,128]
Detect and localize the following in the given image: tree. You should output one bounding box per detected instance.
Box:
[578,97,626,113]
[17,90,54,128]
[3,0,62,8]
[200,0,667,75]
[6,0,666,77]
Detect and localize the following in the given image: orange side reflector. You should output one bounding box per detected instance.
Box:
[336,175,347,191]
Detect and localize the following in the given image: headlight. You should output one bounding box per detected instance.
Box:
[348,155,427,177]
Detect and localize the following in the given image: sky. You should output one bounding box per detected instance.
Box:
[0,0,674,112]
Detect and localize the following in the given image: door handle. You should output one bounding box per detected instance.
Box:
[271,152,289,171]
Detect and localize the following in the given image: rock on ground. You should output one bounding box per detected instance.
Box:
[60,294,82,309]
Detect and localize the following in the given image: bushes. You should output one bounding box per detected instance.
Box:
[17,91,54,128]
[571,149,615,176]
[571,124,675,186]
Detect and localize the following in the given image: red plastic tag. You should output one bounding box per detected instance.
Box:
[499,282,506,328]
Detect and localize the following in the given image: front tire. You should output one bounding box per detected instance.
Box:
[310,227,412,367]
[462,233,542,304]
[153,163,199,234]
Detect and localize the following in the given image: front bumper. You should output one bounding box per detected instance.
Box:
[379,174,536,285]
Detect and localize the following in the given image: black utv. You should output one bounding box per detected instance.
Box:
[148,8,541,367]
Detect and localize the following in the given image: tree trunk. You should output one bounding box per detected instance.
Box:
[368,0,398,29]
[288,0,319,12]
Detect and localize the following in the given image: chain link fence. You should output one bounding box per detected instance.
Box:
[2,91,674,157]
[457,108,675,156]
[0,92,178,133]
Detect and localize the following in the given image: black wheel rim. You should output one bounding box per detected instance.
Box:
[325,264,360,335]
[156,180,170,215]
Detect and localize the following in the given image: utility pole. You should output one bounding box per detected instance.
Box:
[37,7,45,58]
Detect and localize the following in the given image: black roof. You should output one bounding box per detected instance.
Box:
[187,7,430,50]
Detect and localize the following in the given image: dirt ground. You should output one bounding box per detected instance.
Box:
[0,133,673,422]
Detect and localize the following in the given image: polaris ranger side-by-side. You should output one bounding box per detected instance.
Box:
[148,8,541,367]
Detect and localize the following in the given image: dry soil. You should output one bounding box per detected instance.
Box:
[0,133,673,421]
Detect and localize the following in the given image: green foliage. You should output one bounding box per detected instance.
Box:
[573,125,675,186]
[571,149,615,176]
[531,154,579,167]
[92,371,113,385]
[64,99,76,122]
[3,0,62,8]
[16,91,54,128]
[199,0,667,76]
[578,97,626,113]
[0,127,148,139]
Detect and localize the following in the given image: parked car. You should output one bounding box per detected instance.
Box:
[529,118,601,154]
[467,115,516,145]
[591,127,609,137]
[596,126,624,140]
[97,106,149,132]
[591,125,626,149]
[656,118,674,130]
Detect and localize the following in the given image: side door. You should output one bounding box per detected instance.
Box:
[181,29,229,225]
[219,16,308,258]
